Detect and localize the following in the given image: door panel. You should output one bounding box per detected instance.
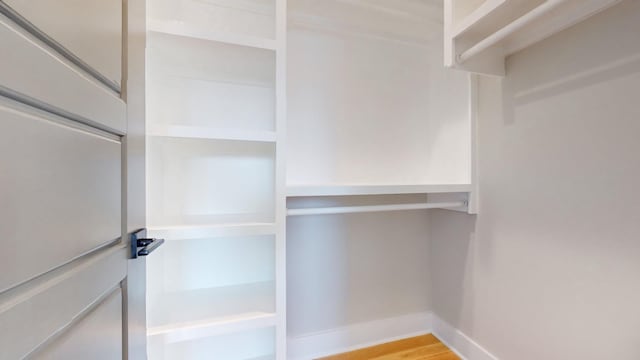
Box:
[32,288,123,360]
[0,247,127,359]
[0,14,126,133]
[2,0,123,88]
[0,100,121,293]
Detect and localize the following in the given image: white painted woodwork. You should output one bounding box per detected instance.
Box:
[148,326,276,360]
[287,2,471,187]
[148,124,277,143]
[0,2,130,359]
[147,32,276,133]
[31,288,123,360]
[287,201,466,216]
[287,184,473,197]
[0,246,127,359]
[445,0,622,75]
[147,137,275,226]
[148,19,277,50]
[149,0,276,40]
[145,0,282,357]
[0,15,125,132]
[148,223,276,241]
[149,312,277,344]
[0,100,121,293]
[125,0,149,357]
[274,0,288,358]
[285,1,476,349]
[288,0,442,46]
[146,236,275,326]
[4,0,123,87]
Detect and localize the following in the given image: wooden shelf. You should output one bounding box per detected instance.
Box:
[148,312,277,343]
[148,20,277,50]
[148,223,277,240]
[286,184,472,197]
[148,124,277,143]
[446,0,621,75]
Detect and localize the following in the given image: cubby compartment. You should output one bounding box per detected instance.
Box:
[148,326,276,360]
[149,0,276,40]
[147,137,275,227]
[147,32,276,137]
[147,235,275,330]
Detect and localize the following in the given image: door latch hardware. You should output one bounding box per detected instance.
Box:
[130,228,165,259]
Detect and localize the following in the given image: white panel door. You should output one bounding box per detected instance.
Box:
[2,0,123,88]
[0,3,136,359]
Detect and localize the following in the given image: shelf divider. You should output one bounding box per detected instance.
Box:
[148,312,278,344]
[148,124,277,143]
[286,184,473,197]
[148,19,278,50]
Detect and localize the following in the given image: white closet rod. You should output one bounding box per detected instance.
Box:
[457,0,569,63]
[287,201,466,216]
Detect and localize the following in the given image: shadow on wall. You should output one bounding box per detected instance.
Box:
[502,0,640,126]
[428,210,479,333]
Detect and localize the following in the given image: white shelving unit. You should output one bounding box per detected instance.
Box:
[145,0,287,358]
[445,0,622,75]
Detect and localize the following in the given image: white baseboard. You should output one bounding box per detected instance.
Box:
[287,312,434,360]
[287,312,498,360]
[431,315,498,360]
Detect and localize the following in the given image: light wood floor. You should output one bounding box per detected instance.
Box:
[317,334,460,360]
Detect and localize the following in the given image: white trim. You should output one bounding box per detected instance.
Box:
[148,20,277,50]
[432,315,498,360]
[287,184,472,197]
[147,223,276,240]
[287,312,433,360]
[286,312,498,360]
[287,202,466,217]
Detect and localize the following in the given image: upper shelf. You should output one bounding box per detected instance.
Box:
[148,20,278,50]
[148,222,276,241]
[445,0,622,76]
[286,184,472,197]
[148,124,277,143]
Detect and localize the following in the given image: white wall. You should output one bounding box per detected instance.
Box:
[287,11,470,186]
[287,204,431,336]
[430,1,640,358]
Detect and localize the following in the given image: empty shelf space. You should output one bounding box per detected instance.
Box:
[147,325,276,360]
[286,184,473,197]
[148,20,278,50]
[148,311,278,343]
[147,124,277,143]
[147,137,275,227]
[148,282,276,329]
[148,223,277,240]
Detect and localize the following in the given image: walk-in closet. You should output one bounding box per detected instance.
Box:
[2,0,638,359]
